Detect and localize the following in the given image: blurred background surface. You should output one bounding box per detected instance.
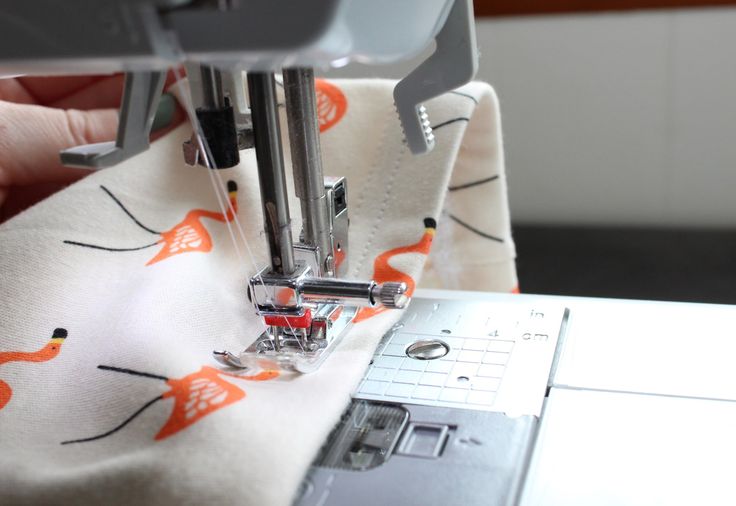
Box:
[324,2,736,303]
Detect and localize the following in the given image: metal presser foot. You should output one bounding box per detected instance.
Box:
[214,275,408,373]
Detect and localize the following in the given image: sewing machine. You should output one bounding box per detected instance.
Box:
[3,2,735,505]
[0,0,477,373]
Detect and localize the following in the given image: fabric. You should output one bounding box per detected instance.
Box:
[0,79,516,505]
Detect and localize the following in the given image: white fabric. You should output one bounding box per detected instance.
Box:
[0,79,515,505]
[420,88,517,291]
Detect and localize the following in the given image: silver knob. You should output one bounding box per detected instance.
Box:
[372,282,409,309]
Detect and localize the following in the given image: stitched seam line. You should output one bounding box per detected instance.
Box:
[350,101,396,277]
[354,148,406,276]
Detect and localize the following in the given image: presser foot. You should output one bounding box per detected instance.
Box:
[213,304,358,374]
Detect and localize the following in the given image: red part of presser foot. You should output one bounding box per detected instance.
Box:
[264,309,313,329]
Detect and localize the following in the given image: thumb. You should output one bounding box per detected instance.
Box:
[0,101,118,189]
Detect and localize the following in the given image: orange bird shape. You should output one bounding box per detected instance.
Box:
[61,364,278,444]
[0,328,67,411]
[354,218,436,323]
[64,180,239,266]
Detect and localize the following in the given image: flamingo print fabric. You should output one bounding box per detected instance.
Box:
[0,79,515,505]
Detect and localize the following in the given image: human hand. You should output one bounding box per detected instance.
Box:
[0,74,183,222]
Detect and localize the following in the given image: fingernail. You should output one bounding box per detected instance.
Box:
[152,93,176,131]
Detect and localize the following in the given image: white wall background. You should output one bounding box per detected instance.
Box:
[324,8,736,227]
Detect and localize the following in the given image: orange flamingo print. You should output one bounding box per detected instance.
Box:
[0,328,67,411]
[61,364,278,444]
[354,218,436,323]
[315,79,347,132]
[64,181,239,266]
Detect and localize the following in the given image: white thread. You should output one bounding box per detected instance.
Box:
[171,68,246,267]
[171,67,304,355]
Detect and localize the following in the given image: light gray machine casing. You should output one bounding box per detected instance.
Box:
[0,0,478,157]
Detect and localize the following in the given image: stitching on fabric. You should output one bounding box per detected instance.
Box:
[350,101,395,277]
[354,145,406,277]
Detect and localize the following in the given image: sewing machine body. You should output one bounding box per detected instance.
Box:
[298,290,736,505]
[0,0,456,74]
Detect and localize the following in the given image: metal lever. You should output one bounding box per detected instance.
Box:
[394,0,478,154]
[249,265,408,312]
[61,71,166,168]
[283,68,334,276]
[247,71,296,275]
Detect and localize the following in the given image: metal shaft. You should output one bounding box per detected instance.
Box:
[199,65,226,108]
[247,72,295,275]
[282,68,333,275]
[300,278,408,309]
